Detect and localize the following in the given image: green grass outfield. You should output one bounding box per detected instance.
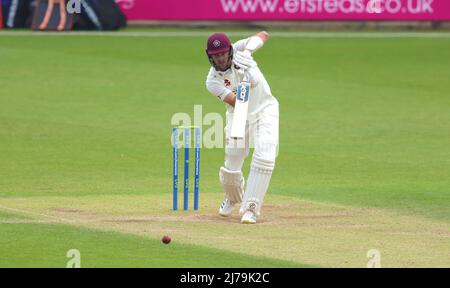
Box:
[0,30,449,267]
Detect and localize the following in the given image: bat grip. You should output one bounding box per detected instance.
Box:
[242,72,249,82]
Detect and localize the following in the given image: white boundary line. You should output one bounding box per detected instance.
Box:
[0,204,76,223]
[1,31,450,38]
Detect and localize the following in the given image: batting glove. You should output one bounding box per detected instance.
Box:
[233,50,257,71]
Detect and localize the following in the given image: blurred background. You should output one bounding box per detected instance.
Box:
[1,0,450,31]
[1,0,450,268]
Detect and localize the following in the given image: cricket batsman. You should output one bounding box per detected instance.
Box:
[205,31,279,224]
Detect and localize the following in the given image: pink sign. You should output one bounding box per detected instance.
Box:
[117,0,450,21]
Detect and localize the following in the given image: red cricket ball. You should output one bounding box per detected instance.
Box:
[162,235,171,244]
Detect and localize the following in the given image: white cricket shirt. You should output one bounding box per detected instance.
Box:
[205,38,278,121]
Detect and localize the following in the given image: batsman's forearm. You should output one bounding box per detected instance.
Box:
[257,31,269,43]
[224,92,236,108]
[245,31,269,54]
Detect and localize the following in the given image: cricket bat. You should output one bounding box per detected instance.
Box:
[230,36,265,140]
[230,72,250,139]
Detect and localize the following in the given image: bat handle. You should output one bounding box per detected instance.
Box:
[242,72,249,82]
